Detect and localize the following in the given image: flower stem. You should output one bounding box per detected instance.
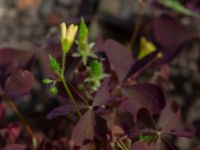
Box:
[60,53,82,118]
[61,77,82,118]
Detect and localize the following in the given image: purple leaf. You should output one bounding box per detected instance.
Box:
[3,144,27,150]
[153,16,192,48]
[71,109,108,146]
[136,108,156,130]
[71,109,96,146]
[0,60,18,86]
[121,83,166,115]
[4,69,35,97]
[152,16,200,63]
[158,101,192,138]
[158,101,179,129]
[125,50,159,80]
[130,141,149,150]
[47,103,87,119]
[159,136,179,150]
[93,77,111,107]
[119,98,139,117]
[0,48,34,69]
[104,39,135,82]
[169,130,193,138]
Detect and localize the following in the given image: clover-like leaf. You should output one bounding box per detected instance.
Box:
[71,109,108,146]
[104,39,134,83]
[152,16,200,63]
[121,83,166,116]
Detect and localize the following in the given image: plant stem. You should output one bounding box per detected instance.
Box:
[60,53,82,118]
[61,53,66,75]
[6,100,38,148]
[127,0,145,49]
[127,16,142,49]
[61,77,82,118]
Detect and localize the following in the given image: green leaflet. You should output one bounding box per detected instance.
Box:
[49,55,60,73]
[79,18,88,49]
[159,0,198,16]
[90,60,103,79]
[85,60,108,92]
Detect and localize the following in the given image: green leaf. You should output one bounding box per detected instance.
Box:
[139,135,154,142]
[49,55,60,73]
[85,61,108,92]
[159,0,198,16]
[90,60,103,79]
[42,79,53,84]
[49,85,58,95]
[79,18,88,48]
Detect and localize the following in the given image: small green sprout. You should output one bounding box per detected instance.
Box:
[72,19,97,65]
[85,60,108,92]
[42,78,58,96]
[42,78,53,84]
[49,85,58,95]
[49,55,60,74]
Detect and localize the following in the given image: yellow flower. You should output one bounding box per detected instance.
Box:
[60,23,78,43]
[138,37,162,59]
[60,22,78,53]
[60,22,67,39]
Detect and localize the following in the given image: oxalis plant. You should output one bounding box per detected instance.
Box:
[41,18,196,150]
[0,1,200,149]
[0,16,197,149]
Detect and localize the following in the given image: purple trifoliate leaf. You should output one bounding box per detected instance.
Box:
[93,77,111,107]
[121,83,166,115]
[103,39,134,83]
[71,109,108,146]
